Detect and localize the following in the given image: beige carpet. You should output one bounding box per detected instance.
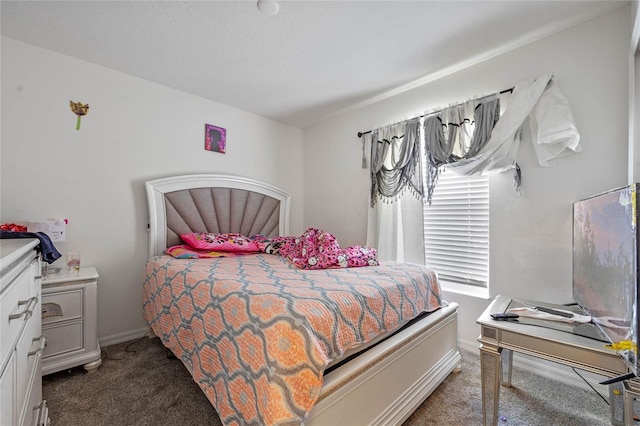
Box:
[43,337,614,425]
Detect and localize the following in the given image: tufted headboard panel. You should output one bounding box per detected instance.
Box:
[145,174,291,257]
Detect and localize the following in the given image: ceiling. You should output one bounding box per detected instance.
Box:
[0,1,627,128]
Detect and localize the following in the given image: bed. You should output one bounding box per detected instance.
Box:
[142,173,461,426]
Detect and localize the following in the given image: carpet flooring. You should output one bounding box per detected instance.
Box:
[43,337,616,425]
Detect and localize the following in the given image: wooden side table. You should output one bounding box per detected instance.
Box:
[41,266,101,374]
[477,295,628,426]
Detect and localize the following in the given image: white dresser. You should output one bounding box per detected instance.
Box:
[41,266,101,374]
[0,239,48,426]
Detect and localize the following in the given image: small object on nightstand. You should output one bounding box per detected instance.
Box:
[490,312,519,320]
[535,306,574,318]
[41,266,102,374]
[65,252,80,272]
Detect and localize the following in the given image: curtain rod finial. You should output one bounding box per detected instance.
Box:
[357,132,364,138]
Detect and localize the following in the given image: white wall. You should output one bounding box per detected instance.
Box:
[304,5,632,350]
[1,37,304,345]
[0,4,633,354]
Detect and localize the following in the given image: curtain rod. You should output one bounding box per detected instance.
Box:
[356,87,514,138]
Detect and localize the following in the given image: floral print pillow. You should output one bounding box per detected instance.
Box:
[271,228,379,269]
[180,233,260,252]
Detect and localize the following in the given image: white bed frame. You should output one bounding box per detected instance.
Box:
[145,174,461,426]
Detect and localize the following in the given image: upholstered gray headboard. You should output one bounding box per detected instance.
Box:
[145,174,291,257]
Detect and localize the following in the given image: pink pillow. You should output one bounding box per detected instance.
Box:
[180,233,260,253]
[165,245,247,259]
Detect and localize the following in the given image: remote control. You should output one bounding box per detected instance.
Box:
[491,313,519,320]
[535,306,573,318]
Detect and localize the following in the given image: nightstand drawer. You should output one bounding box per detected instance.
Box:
[43,321,83,357]
[42,289,83,325]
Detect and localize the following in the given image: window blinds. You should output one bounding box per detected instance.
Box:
[423,171,489,288]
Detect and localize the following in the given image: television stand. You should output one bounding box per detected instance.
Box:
[478,295,629,426]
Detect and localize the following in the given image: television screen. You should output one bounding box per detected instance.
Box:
[573,183,639,375]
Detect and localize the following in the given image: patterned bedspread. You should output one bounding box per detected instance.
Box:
[143,253,444,425]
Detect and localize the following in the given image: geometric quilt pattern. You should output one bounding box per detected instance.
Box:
[143,253,443,425]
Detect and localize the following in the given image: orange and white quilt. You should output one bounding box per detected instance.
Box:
[143,253,443,425]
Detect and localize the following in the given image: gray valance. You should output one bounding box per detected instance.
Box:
[370,119,422,206]
[367,74,582,206]
[368,95,500,206]
[423,94,501,203]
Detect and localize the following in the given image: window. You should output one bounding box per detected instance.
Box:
[423,170,489,296]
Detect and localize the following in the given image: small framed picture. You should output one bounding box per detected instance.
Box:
[204,124,226,154]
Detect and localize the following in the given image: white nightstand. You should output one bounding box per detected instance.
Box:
[41,266,102,375]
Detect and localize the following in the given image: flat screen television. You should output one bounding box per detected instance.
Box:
[573,183,639,377]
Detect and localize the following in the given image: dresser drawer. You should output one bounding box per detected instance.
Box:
[43,321,84,358]
[15,306,43,425]
[0,349,16,426]
[21,331,44,426]
[1,266,34,368]
[42,288,83,325]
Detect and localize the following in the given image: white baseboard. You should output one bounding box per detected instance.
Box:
[458,338,609,397]
[458,338,481,354]
[98,327,149,348]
